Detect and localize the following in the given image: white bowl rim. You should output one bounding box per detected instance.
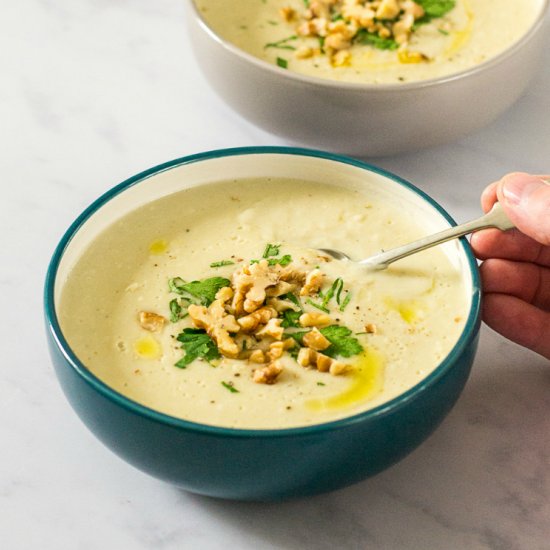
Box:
[188,0,549,92]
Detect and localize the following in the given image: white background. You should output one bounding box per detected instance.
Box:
[2,1,550,549]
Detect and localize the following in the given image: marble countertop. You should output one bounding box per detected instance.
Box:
[3,1,550,548]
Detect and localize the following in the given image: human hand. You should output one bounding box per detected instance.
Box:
[470,172,550,359]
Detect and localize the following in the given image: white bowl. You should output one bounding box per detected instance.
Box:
[186,1,549,157]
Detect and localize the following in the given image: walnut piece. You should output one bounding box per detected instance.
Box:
[253,361,283,384]
[138,311,166,332]
[297,346,347,375]
[299,312,332,327]
[188,300,240,358]
[300,269,324,296]
[302,327,331,351]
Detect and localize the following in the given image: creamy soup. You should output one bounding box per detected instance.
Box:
[195,0,543,84]
[59,178,469,429]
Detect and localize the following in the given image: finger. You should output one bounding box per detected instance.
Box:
[480,180,499,213]
[470,228,550,266]
[482,293,550,360]
[479,259,550,310]
[496,173,550,246]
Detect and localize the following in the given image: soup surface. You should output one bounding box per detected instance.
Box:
[59,178,469,429]
[195,0,543,84]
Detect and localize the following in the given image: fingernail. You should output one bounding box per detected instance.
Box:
[500,174,549,206]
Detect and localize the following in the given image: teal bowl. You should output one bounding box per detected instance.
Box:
[44,147,481,501]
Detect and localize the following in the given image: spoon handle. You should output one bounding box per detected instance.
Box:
[361,202,514,270]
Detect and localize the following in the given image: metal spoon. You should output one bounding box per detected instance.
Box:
[320,202,514,271]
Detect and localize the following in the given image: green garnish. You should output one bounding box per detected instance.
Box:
[210,260,235,268]
[168,276,230,306]
[169,298,189,323]
[320,325,363,358]
[354,29,398,50]
[268,254,292,266]
[263,243,281,258]
[416,0,455,21]
[317,381,326,386]
[222,381,239,393]
[306,299,330,314]
[276,57,288,69]
[281,309,302,328]
[265,35,297,50]
[284,330,309,345]
[175,328,220,368]
[339,292,352,312]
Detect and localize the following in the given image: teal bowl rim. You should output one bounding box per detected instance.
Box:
[44,146,481,439]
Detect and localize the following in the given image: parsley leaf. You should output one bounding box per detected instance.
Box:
[263,243,281,258]
[320,326,363,358]
[175,328,220,368]
[268,254,292,267]
[416,0,455,21]
[264,35,297,51]
[281,309,302,328]
[168,276,230,306]
[169,298,189,323]
[210,260,235,268]
[354,29,398,50]
[276,57,288,69]
[221,381,239,393]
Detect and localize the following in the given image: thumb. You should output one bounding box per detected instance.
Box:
[497,173,550,246]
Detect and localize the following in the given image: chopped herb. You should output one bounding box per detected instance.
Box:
[210,260,235,268]
[175,328,220,368]
[320,325,363,358]
[263,243,281,258]
[168,277,186,294]
[285,293,302,309]
[306,299,330,314]
[284,330,309,346]
[281,309,302,328]
[169,298,189,323]
[268,254,292,267]
[169,276,230,306]
[276,57,288,69]
[339,292,352,312]
[222,381,239,393]
[354,29,398,50]
[437,28,450,35]
[265,36,298,50]
[317,381,326,386]
[267,20,278,26]
[416,0,455,21]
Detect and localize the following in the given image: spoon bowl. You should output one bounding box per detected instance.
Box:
[321,202,514,270]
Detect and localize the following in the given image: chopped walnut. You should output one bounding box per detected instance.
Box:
[365,323,377,334]
[238,306,277,332]
[255,318,284,340]
[215,286,234,303]
[188,300,240,358]
[232,260,280,314]
[286,0,432,64]
[138,311,166,332]
[300,269,324,296]
[249,349,266,364]
[253,361,283,384]
[299,312,332,327]
[297,347,348,376]
[302,327,331,351]
[279,6,296,22]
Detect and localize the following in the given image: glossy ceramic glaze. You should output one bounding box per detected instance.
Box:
[44,148,481,500]
[186,2,549,157]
